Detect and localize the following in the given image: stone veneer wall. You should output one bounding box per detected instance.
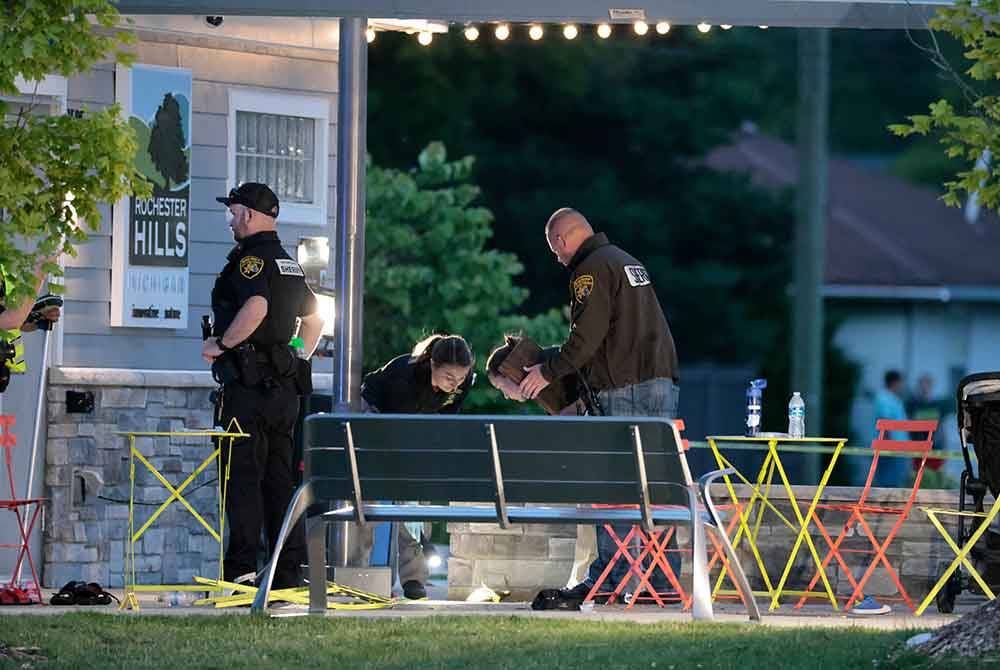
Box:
[449,486,988,603]
[44,368,220,588]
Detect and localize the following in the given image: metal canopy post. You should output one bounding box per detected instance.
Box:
[332,16,368,415]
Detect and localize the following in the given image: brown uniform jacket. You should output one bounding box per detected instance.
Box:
[541,233,679,391]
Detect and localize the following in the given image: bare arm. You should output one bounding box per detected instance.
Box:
[0,263,49,330]
[201,296,269,363]
[0,297,33,330]
[222,296,268,348]
[297,312,324,357]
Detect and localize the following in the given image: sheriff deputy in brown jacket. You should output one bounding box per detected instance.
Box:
[520,207,681,601]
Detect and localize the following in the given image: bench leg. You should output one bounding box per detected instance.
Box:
[688,486,714,621]
[706,524,761,622]
[308,518,327,614]
[251,481,314,613]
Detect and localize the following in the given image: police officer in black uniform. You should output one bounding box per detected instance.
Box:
[202,182,325,589]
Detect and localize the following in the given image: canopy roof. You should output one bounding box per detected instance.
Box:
[116,0,946,29]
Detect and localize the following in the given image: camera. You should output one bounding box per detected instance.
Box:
[205,16,224,28]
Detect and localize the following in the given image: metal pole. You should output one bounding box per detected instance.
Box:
[330,16,368,568]
[17,323,50,585]
[332,16,368,415]
[793,28,830,478]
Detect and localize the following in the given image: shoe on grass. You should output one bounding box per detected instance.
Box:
[850,595,891,615]
[403,580,427,600]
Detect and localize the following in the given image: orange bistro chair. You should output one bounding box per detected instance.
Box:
[796,419,938,611]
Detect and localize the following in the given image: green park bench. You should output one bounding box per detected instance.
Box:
[251,413,760,621]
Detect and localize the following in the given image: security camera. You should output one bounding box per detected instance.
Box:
[205,16,224,28]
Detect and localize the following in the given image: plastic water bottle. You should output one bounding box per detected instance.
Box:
[788,392,806,439]
[290,336,307,358]
[158,591,196,607]
[745,379,767,437]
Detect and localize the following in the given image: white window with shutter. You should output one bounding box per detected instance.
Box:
[228,89,329,225]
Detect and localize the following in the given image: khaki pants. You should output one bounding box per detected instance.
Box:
[567,524,598,588]
[347,521,429,586]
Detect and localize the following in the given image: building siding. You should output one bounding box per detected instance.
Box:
[61,36,339,371]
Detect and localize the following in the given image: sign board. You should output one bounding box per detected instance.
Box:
[111,64,192,328]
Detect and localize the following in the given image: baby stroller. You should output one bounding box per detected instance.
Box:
[934,371,1000,613]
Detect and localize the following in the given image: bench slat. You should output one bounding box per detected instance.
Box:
[307,448,687,489]
[323,503,710,525]
[309,476,688,506]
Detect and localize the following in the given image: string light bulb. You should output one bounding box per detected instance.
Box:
[563,24,578,40]
[365,27,376,43]
[529,23,544,40]
[721,24,733,30]
[633,20,649,35]
[464,24,479,41]
[655,21,671,34]
[495,23,510,40]
[697,22,712,33]
[759,25,769,29]
[596,23,612,38]
[417,31,433,46]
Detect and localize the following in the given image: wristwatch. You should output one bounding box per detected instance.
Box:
[215,337,229,351]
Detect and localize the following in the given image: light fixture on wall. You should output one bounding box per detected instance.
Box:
[464,24,480,41]
[297,236,330,284]
[563,24,578,40]
[297,236,335,339]
[596,23,612,38]
[655,21,671,34]
[633,20,649,35]
[495,23,511,40]
[529,24,544,40]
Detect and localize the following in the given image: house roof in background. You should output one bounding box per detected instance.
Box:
[704,129,1000,297]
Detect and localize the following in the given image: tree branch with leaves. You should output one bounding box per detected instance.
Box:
[891,0,1000,210]
[0,0,151,308]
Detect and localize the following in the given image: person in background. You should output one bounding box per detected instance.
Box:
[1,259,62,395]
[906,373,957,486]
[871,369,910,488]
[352,334,475,600]
[851,369,909,616]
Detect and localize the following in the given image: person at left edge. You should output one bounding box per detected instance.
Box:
[202,182,325,591]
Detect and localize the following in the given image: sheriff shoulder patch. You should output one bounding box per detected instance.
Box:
[275,259,305,277]
[240,256,264,279]
[573,274,594,302]
[623,265,651,287]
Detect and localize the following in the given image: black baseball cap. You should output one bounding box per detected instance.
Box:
[216,182,280,217]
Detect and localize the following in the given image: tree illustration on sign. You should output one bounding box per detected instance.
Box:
[148,92,188,190]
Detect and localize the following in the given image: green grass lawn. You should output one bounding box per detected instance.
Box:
[0,614,996,670]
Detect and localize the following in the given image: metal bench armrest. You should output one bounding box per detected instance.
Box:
[698,468,762,622]
[251,480,315,613]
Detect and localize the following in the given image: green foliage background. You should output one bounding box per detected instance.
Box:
[364,143,567,411]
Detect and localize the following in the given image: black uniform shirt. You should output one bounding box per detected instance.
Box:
[211,230,318,346]
[361,354,473,414]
